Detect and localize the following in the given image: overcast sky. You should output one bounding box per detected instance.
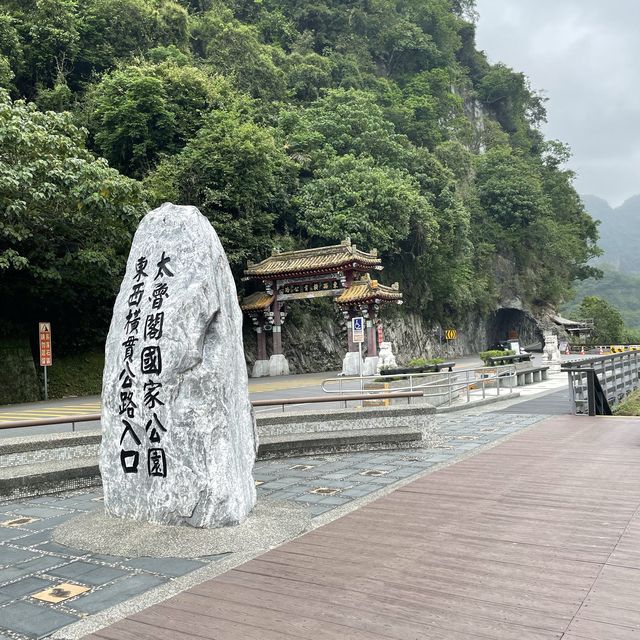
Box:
[474,0,640,206]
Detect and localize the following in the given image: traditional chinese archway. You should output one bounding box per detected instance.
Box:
[241,239,403,377]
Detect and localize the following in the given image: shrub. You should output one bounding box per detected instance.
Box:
[478,349,515,365]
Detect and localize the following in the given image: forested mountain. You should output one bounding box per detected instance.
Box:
[561,195,640,331]
[582,194,640,273]
[0,0,600,351]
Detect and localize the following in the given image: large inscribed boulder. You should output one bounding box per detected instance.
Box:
[100,203,257,528]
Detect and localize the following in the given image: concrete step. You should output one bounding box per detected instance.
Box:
[0,456,101,500]
[258,427,423,459]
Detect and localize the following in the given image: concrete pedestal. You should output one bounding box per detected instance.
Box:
[547,361,562,375]
[362,356,379,377]
[252,359,270,378]
[342,351,363,377]
[269,354,290,376]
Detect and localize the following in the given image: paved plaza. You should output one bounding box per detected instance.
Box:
[0,410,547,639]
[88,413,640,640]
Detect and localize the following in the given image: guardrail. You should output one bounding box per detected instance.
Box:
[322,366,517,407]
[0,391,425,432]
[562,351,640,415]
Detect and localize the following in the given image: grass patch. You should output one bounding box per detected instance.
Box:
[45,351,105,399]
[614,388,640,416]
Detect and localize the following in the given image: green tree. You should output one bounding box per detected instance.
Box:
[86,62,234,177]
[0,90,145,347]
[18,0,80,93]
[475,146,550,232]
[75,0,189,78]
[576,296,625,344]
[0,12,23,89]
[191,6,286,100]
[298,154,435,253]
[145,108,293,269]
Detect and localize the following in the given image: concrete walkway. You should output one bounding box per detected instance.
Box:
[82,414,640,640]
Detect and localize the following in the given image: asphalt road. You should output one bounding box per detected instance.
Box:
[0,352,571,438]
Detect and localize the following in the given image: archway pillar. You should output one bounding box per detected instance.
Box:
[363,305,379,376]
[269,281,290,376]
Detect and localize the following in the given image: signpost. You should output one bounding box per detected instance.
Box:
[39,322,52,400]
[377,323,384,346]
[352,316,365,383]
[444,328,457,341]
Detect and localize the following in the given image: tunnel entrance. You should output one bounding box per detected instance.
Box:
[487,308,543,350]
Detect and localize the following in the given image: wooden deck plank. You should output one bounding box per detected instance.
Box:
[566,618,640,640]
[186,578,562,640]
[209,568,574,631]
[133,596,390,640]
[83,415,640,640]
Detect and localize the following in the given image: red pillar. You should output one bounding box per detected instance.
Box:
[367,309,377,357]
[256,325,267,360]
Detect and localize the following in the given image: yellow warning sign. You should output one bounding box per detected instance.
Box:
[444,329,457,341]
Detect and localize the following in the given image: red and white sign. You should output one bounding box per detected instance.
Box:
[377,324,384,345]
[39,322,52,366]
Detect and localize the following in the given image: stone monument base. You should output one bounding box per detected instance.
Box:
[252,359,270,378]
[54,499,310,558]
[269,354,290,376]
[362,356,379,377]
[342,351,363,376]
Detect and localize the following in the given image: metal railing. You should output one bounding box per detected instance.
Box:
[562,351,640,415]
[0,413,101,432]
[0,391,425,432]
[322,366,517,407]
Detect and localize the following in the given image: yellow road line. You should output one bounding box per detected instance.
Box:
[0,410,100,421]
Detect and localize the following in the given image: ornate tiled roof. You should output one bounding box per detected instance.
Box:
[336,274,402,306]
[240,291,274,312]
[244,239,381,280]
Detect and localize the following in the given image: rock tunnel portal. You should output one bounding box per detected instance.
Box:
[487,308,543,350]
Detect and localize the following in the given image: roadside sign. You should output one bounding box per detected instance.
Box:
[39,322,52,366]
[352,317,365,343]
[377,323,384,345]
[39,322,52,401]
[444,328,457,341]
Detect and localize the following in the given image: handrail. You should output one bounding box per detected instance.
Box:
[562,350,640,415]
[252,391,422,407]
[322,365,517,407]
[322,366,515,392]
[0,414,101,430]
[0,391,425,431]
[562,352,638,369]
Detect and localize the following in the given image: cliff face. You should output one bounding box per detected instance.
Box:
[242,297,559,375]
[243,304,519,375]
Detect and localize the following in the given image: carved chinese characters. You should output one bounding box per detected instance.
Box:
[118,252,172,478]
[101,204,257,528]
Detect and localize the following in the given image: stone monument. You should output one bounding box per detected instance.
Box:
[100,203,257,528]
[542,330,562,374]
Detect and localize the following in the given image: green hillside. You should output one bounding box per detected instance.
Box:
[0,0,599,353]
[582,194,640,274]
[562,196,640,332]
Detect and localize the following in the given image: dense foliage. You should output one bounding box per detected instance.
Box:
[574,296,625,344]
[0,0,600,350]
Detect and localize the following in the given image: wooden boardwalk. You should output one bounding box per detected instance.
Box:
[88,415,640,640]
